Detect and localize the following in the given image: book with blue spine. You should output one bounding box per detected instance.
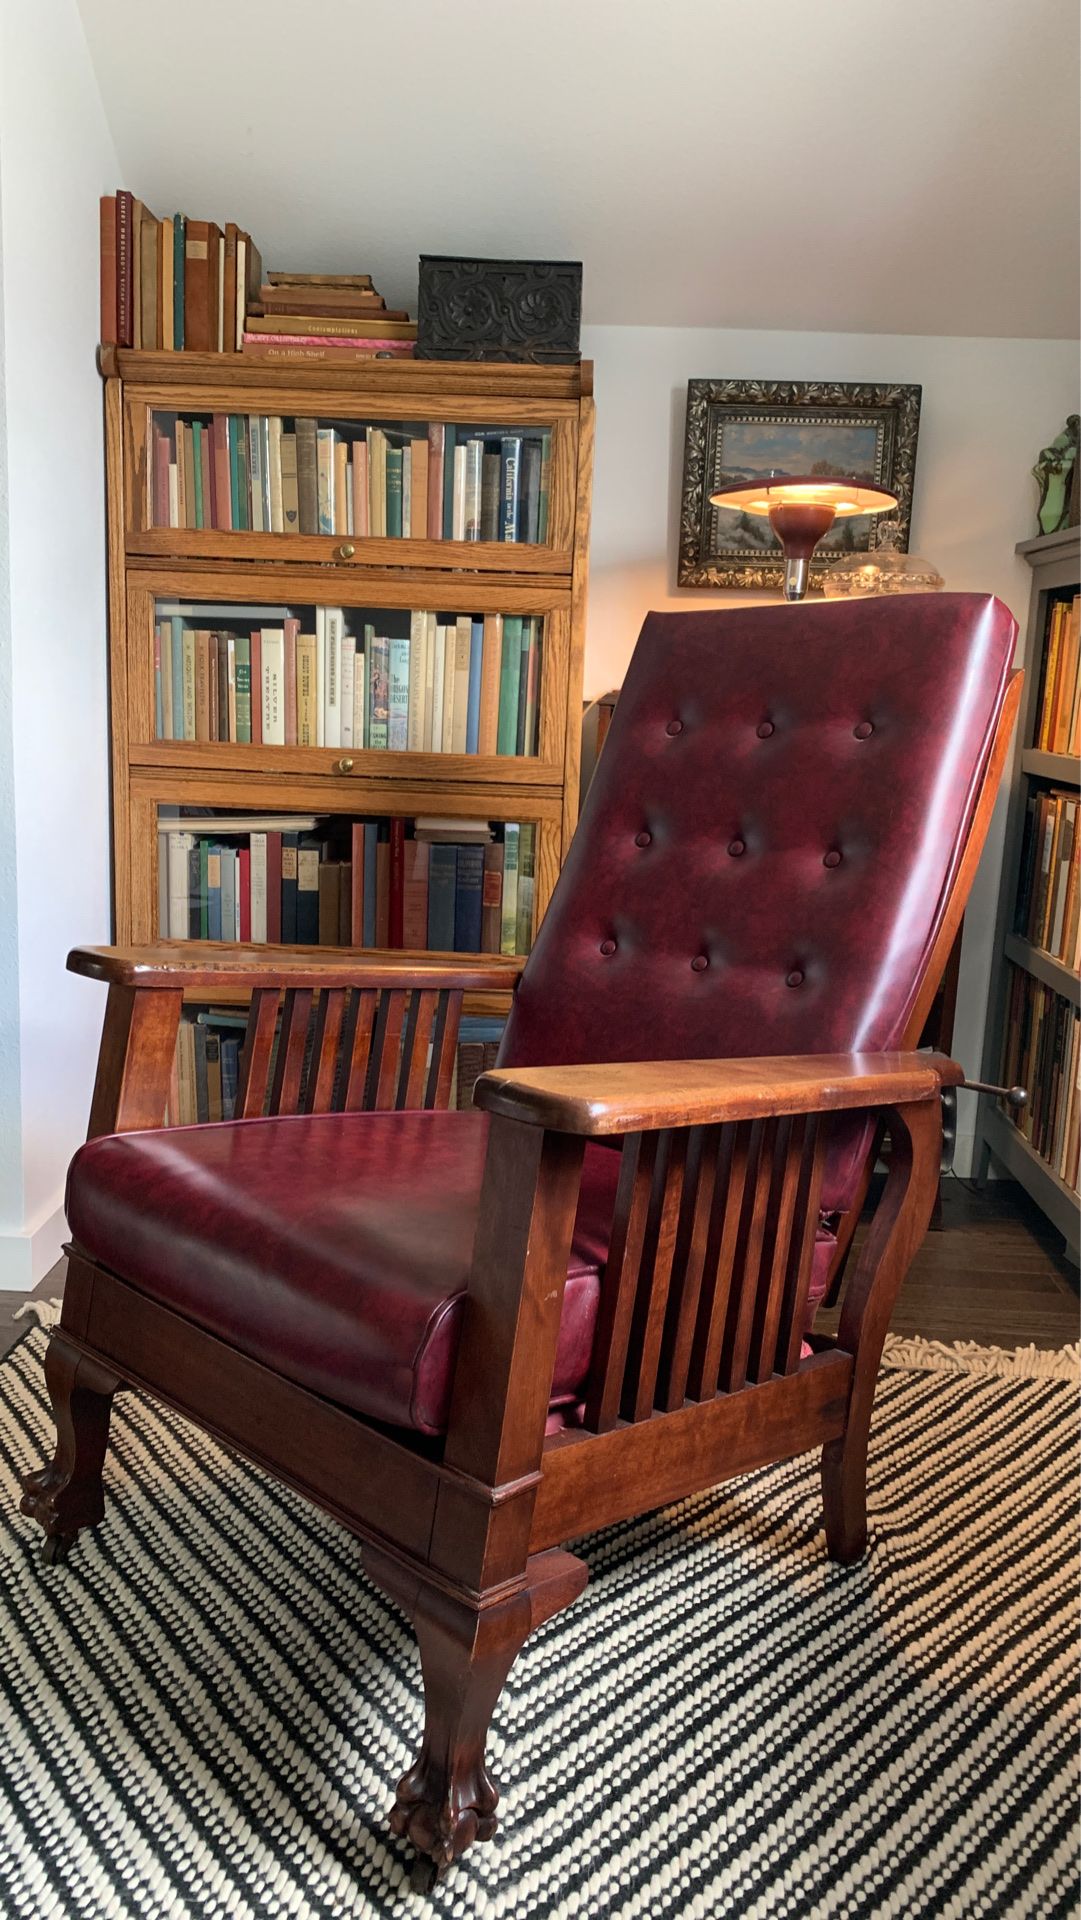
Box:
[453,844,485,952]
[427,844,458,950]
[220,1036,240,1118]
[388,635,410,749]
[465,618,484,754]
[520,440,542,543]
[500,435,522,541]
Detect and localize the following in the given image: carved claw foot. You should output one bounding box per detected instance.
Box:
[19,1336,120,1556]
[390,1752,499,1881]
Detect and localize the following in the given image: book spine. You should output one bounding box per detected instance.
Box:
[297,840,320,943]
[388,635,411,750]
[261,628,286,745]
[234,634,252,743]
[411,437,429,539]
[283,617,299,746]
[452,444,467,541]
[296,417,319,535]
[443,425,457,538]
[116,191,134,347]
[515,823,536,953]
[481,448,501,541]
[497,617,524,754]
[500,826,520,956]
[388,818,406,947]
[353,435,369,537]
[194,630,210,740]
[324,607,342,749]
[153,625,164,739]
[316,427,335,535]
[451,616,472,754]
[466,618,484,755]
[407,611,426,752]
[296,632,317,744]
[250,628,262,743]
[500,436,522,541]
[184,220,211,352]
[402,840,430,949]
[211,415,232,530]
[350,823,365,946]
[463,438,483,541]
[369,635,390,749]
[280,833,299,944]
[481,841,503,952]
[430,624,446,753]
[427,844,458,952]
[454,844,485,953]
[172,213,185,349]
[99,196,117,345]
[265,833,283,943]
[340,635,356,749]
[427,425,445,539]
[363,822,378,945]
[386,446,404,537]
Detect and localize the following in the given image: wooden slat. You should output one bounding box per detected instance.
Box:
[338,989,379,1110]
[779,1119,829,1373]
[657,1127,708,1411]
[268,988,313,1115]
[583,1134,660,1434]
[234,987,280,1118]
[686,1123,750,1402]
[426,990,463,1109]
[622,1131,688,1423]
[719,1120,775,1392]
[371,990,407,1109]
[303,989,348,1114]
[399,990,438,1109]
[747,1117,803,1385]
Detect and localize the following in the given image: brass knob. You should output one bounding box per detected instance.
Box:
[336,542,356,560]
[336,756,354,773]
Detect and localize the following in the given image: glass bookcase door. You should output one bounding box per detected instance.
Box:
[151,803,548,959]
[125,574,570,782]
[125,400,577,568]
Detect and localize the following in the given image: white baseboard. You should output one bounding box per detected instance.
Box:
[0,1199,66,1293]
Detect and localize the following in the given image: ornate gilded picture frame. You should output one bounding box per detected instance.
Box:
[678,378,923,590]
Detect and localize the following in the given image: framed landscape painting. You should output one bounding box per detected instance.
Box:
[678,378,923,590]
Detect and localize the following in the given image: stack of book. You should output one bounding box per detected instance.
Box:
[242,271,416,363]
[1014,788,1081,966]
[1000,968,1080,1190]
[99,193,263,351]
[154,606,541,757]
[149,410,551,542]
[156,814,537,956]
[1035,593,1081,755]
[165,1007,508,1126]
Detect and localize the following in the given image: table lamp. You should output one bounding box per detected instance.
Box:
[709,473,900,601]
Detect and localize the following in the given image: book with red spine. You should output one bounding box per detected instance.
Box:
[388,818,406,947]
[402,840,430,949]
[427,426,445,540]
[350,822,366,945]
[238,845,251,941]
[99,196,117,345]
[116,190,134,347]
[211,414,231,530]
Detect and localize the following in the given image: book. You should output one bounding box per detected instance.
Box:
[500,826,520,955]
[497,617,524,754]
[481,842,504,952]
[261,628,286,745]
[388,636,410,750]
[388,818,406,947]
[385,446,404,538]
[450,617,472,754]
[242,312,417,339]
[427,844,458,951]
[454,845,485,952]
[402,840,430,948]
[516,824,536,953]
[466,618,484,755]
[500,436,522,541]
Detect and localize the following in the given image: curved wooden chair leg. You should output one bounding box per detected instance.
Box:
[821,1429,869,1565]
[366,1546,587,1880]
[20,1334,122,1562]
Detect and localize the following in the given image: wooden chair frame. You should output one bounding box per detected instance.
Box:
[20,676,1020,1888]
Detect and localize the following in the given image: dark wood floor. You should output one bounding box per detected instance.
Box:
[1,1177,1076,1366]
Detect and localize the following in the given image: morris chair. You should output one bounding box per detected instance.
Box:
[22,593,1020,1888]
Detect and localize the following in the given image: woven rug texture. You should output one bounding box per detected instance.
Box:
[0,1317,1076,1920]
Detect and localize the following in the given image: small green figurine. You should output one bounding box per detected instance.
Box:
[1033,415,1079,535]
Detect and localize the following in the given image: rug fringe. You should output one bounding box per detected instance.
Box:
[882,1332,1080,1382]
[12,1299,62,1331]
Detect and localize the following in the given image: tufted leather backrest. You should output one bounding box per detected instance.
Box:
[501,592,1017,1211]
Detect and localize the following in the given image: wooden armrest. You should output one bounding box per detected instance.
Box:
[473,1051,963,1136]
[68,942,524,993]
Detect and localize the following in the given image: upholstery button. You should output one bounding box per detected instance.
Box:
[756,720,775,738]
[691,954,709,972]
[823,850,842,868]
[634,830,652,848]
[666,719,683,736]
[786,969,805,987]
[727,838,746,857]
[854,720,874,739]
[599,938,617,956]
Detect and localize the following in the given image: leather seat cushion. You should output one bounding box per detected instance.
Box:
[66,1109,623,1436]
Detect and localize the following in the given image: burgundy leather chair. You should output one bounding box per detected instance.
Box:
[22,593,1019,1889]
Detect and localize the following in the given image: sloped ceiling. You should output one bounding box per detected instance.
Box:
[77,0,1079,339]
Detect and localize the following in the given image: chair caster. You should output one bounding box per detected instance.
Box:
[409,1856,441,1894]
[40,1533,75,1567]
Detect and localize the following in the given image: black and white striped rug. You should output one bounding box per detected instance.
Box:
[0,1313,1076,1920]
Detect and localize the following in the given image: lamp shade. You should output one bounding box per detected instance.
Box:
[709,472,900,600]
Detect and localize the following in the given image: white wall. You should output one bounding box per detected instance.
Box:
[0,1,120,1287]
[579,324,1079,1170]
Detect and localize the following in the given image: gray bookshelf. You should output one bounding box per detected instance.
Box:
[975,526,1080,1262]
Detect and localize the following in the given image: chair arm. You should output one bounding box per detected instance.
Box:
[67,943,523,994]
[473,1050,963,1137]
[71,943,522,1139]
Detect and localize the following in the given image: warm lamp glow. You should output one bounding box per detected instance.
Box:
[709,471,900,600]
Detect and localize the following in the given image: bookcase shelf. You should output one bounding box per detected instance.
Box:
[975,528,1080,1253]
[103,350,594,981]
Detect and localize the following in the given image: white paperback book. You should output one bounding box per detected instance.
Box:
[431,625,446,753]
[167,831,195,940]
[340,636,356,748]
[315,606,326,748]
[250,832,268,943]
[407,610,427,751]
[261,628,286,745]
[324,607,342,749]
